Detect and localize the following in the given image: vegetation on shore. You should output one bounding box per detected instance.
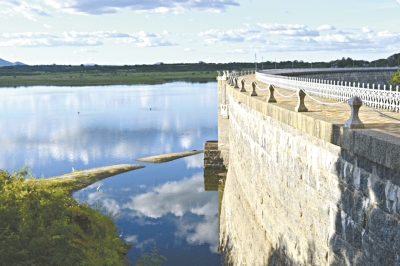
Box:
[0,165,145,265]
[1,53,399,87]
[391,69,400,86]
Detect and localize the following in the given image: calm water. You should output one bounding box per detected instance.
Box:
[0,82,220,265]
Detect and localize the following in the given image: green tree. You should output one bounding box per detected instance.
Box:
[390,69,400,87]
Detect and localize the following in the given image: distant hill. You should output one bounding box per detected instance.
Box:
[0,58,26,66]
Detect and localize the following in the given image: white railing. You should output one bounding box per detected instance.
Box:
[256,68,400,112]
[259,67,399,75]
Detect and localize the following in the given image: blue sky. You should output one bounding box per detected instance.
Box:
[0,0,399,65]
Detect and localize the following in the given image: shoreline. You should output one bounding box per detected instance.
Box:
[30,164,145,194]
[0,78,217,88]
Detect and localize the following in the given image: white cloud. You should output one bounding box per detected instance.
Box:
[122,173,219,253]
[0,30,176,48]
[63,30,132,39]
[256,23,320,36]
[1,32,54,39]
[271,30,400,53]
[45,0,240,15]
[175,215,219,253]
[199,29,245,44]
[200,23,321,45]
[317,25,336,31]
[74,48,98,53]
[122,173,218,219]
[397,0,400,4]
[0,37,102,47]
[102,198,120,215]
[124,235,154,249]
[1,1,51,21]
[362,27,373,33]
[196,23,400,55]
[183,153,203,169]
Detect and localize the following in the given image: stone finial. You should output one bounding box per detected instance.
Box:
[251,82,258,96]
[344,96,364,129]
[217,71,221,77]
[234,78,239,89]
[267,85,277,103]
[227,74,232,86]
[240,79,246,92]
[295,89,308,112]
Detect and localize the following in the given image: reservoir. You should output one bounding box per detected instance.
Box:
[0,82,220,265]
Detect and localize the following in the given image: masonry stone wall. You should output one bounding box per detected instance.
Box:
[218,77,230,167]
[219,84,400,265]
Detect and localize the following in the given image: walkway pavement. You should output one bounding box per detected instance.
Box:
[240,75,400,138]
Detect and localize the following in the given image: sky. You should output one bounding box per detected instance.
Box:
[0,0,400,65]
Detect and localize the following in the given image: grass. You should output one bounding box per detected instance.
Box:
[1,55,399,87]
[0,166,132,265]
[0,70,219,87]
[0,63,252,87]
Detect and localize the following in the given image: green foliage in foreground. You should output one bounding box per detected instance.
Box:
[0,167,130,265]
[390,69,400,86]
[136,243,167,266]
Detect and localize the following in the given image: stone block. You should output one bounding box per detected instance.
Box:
[369,135,387,166]
[370,178,389,212]
[356,155,373,174]
[340,184,356,210]
[361,232,396,265]
[341,127,354,153]
[331,124,342,146]
[358,169,371,198]
[340,149,356,165]
[368,208,399,248]
[353,131,371,159]
[385,140,400,172]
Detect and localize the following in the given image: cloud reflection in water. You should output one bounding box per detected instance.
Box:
[123,173,217,218]
[122,173,219,252]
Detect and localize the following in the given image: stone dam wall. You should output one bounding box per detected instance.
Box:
[218,80,400,265]
[279,69,396,87]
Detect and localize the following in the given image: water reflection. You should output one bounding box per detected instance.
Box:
[0,84,217,176]
[0,83,220,265]
[122,173,218,253]
[123,173,218,218]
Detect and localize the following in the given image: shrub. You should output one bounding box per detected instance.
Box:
[0,167,130,265]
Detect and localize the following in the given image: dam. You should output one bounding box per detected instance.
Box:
[211,67,400,265]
